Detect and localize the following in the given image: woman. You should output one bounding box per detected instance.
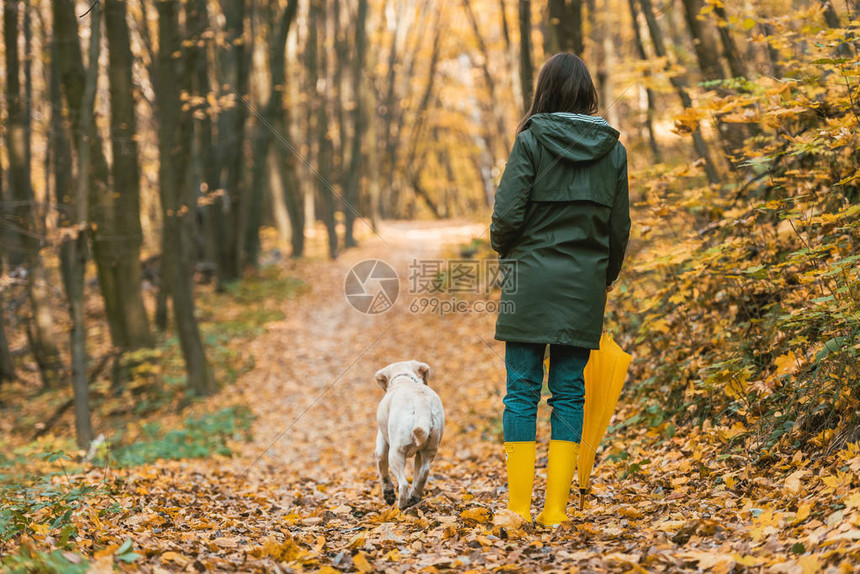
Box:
[490,53,630,527]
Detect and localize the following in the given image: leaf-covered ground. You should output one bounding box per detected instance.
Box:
[3,221,859,573]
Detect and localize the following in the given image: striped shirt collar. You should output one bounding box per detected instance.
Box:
[550,112,609,125]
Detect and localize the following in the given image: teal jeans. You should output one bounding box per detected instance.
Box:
[502,342,590,442]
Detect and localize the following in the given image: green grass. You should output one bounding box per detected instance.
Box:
[99,406,254,467]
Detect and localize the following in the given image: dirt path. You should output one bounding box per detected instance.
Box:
[238,220,494,483]
[214,220,535,570]
[107,221,850,573]
[98,220,534,573]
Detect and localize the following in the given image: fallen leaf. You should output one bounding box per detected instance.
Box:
[492,508,525,530]
[797,554,820,574]
[774,351,799,376]
[460,507,491,524]
[353,552,373,573]
[346,530,366,550]
[214,537,238,548]
[161,551,187,564]
[784,469,807,494]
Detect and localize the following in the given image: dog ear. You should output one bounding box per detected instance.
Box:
[413,361,431,384]
[375,366,390,390]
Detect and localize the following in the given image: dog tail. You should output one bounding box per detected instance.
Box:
[412,426,429,446]
[412,406,431,446]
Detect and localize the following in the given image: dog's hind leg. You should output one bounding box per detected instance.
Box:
[388,449,411,509]
[375,431,395,505]
[407,448,436,507]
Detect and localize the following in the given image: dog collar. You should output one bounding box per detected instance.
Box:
[389,372,421,385]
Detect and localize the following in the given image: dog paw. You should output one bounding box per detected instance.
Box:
[400,493,421,509]
[383,488,396,505]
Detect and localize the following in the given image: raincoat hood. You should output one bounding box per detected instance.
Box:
[525,112,619,163]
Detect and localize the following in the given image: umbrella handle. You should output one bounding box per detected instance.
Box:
[579,488,586,511]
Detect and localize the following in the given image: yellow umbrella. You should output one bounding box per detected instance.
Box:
[578,332,632,509]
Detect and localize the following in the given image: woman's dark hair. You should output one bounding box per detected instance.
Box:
[517,53,599,133]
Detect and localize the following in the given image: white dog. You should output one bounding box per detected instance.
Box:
[374,360,444,509]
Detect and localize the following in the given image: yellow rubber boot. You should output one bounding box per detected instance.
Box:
[536,440,580,527]
[504,442,536,522]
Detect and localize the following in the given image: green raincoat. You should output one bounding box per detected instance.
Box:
[490,112,630,349]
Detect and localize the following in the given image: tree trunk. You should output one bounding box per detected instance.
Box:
[760,21,783,79]
[680,0,725,82]
[213,0,249,285]
[627,0,661,162]
[155,223,172,330]
[105,0,154,350]
[378,2,403,218]
[0,90,19,275]
[820,0,841,29]
[246,134,269,268]
[273,133,305,259]
[246,0,301,262]
[23,0,38,228]
[680,0,748,166]
[438,129,457,217]
[272,6,305,259]
[64,229,90,448]
[184,0,220,290]
[711,3,748,78]
[156,0,216,396]
[266,150,291,245]
[333,0,348,233]
[519,0,534,114]
[602,18,618,126]
[588,0,618,126]
[345,0,368,247]
[500,0,524,115]
[49,9,75,403]
[59,0,101,448]
[818,1,851,55]
[47,4,69,242]
[547,0,562,54]
[398,4,443,217]
[0,292,15,383]
[567,0,585,55]
[310,0,338,257]
[463,0,511,156]
[0,17,13,387]
[638,0,720,185]
[363,84,381,228]
[319,0,337,259]
[410,169,442,218]
[547,0,584,55]
[5,0,64,387]
[245,6,276,268]
[53,0,150,353]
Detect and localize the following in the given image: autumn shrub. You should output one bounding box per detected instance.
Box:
[100,406,254,467]
[609,16,859,460]
[0,451,95,548]
[0,545,89,574]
